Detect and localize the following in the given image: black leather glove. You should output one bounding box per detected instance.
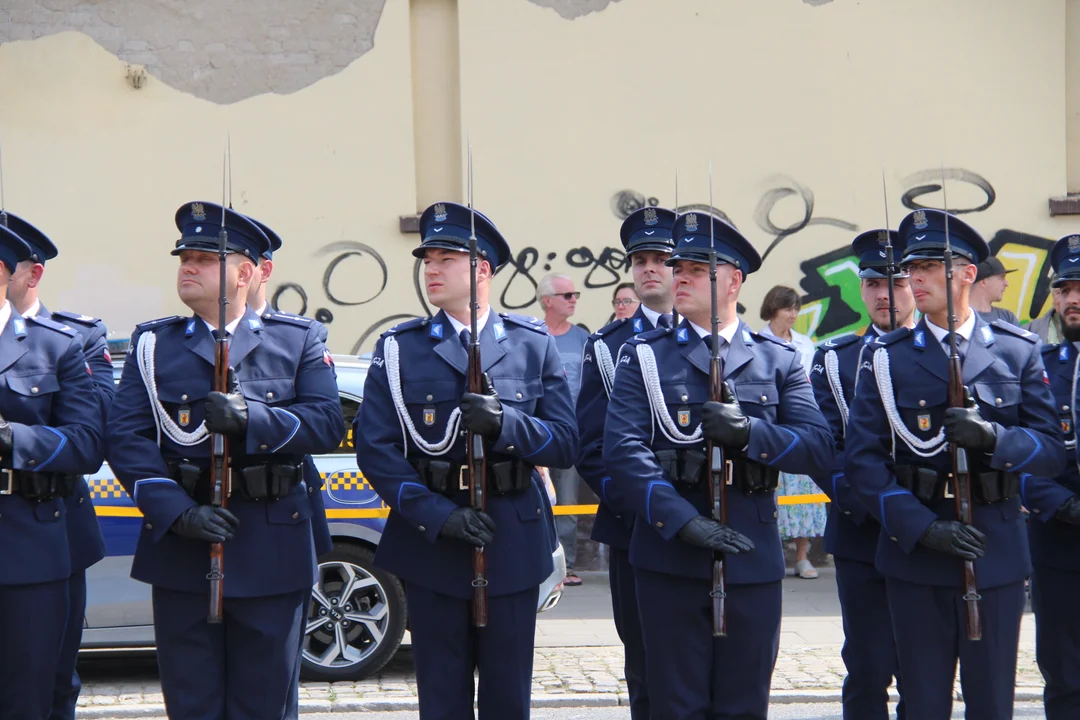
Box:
[439,507,497,547]
[701,381,750,448]
[917,520,986,560]
[676,516,755,554]
[460,373,503,440]
[943,388,997,453]
[1056,496,1080,526]
[0,409,12,456]
[205,368,248,437]
[170,506,240,542]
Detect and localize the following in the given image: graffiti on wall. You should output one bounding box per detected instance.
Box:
[271,167,1055,353]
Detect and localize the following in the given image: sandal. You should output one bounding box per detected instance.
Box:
[563,573,583,586]
[795,559,819,579]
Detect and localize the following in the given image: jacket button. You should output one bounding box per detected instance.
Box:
[418,525,426,532]
[266,391,275,400]
[516,392,523,400]
[1064,405,1071,412]
[28,460,35,466]
[260,444,268,451]
[995,398,1002,406]
[890,536,898,542]
[1005,463,1013,469]
[145,523,152,530]
[54,510,60,518]
[773,511,778,518]
[760,395,768,403]
[426,394,433,401]
[760,453,768,460]
[918,400,926,407]
[655,521,663,528]
[681,394,688,402]
[1033,508,1041,514]
[181,394,189,402]
[31,387,39,394]
[843,510,851,515]
[537,508,541,515]
[291,512,299,519]
[506,445,516,452]
[79,497,84,505]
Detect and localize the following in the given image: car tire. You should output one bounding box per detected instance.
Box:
[300,542,407,682]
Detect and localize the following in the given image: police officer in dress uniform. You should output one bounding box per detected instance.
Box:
[105,202,344,720]
[576,205,676,720]
[0,225,104,720]
[1016,233,1080,719]
[808,229,914,720]
[604,213,834,720]
[844,209,1065,720]
[356,201,578,720]
[241,216,333,720]
[3,213,115,720]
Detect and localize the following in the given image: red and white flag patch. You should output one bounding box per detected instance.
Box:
[323,349,334,367]
[104,349,112,363]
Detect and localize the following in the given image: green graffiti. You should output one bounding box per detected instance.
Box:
[795,254,867,341]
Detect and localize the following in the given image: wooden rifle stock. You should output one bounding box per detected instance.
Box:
[467,336,489,628]
[707,354,728,637]
[947,356,982,641]
[208,226,230,624]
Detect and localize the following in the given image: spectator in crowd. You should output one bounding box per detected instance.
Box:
[758,285,825,579]
[538,273,590,585]
[612,282,640,320]
[971,256,1021,324]
[1031,285,1068,344]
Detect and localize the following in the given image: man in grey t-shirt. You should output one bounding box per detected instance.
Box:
[972,256,1021,325]
[538,273,589,584]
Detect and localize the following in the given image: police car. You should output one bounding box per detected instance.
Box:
[81,351,565,681]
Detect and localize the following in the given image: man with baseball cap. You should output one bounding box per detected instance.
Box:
[971,255,1020,325]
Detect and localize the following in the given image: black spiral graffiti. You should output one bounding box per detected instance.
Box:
[318,241,389,306]
[900,168,996,215]
[270,282,308,317]
[753,177,858,262]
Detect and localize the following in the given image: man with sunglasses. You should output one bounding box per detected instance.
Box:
[845,209,1065,720]
[576,206,675,719]
[537,273,588,584]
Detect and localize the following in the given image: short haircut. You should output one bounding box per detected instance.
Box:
[759,285,801,321]
[536,273,571,304]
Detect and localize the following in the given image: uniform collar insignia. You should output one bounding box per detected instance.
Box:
[493,322,506,340]
[980,325,993,344]
[1061,345,1071,362]
[633,318,643,332]
[185,319,197,337]
[12,318,25,338]
[677,327,689,344]
[742,328,753,343]
[914,330,926,348]
[248,317,262,331]
[864,335,874,344]
[429,323,444,339]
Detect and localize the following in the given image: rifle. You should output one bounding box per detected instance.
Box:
[941,168,982,641]
[208,153,232,624]
[881,173,897,330]
[466,138,489,627]
[671,168,680,327]
[706,163,729,637]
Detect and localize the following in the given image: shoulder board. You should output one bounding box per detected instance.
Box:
[381,317,428,338]
[593,317,629,338]
[877,326,913,347]
[751,331,797,351]
[1042,341,1063,357]
[134,315,185,333]
[27,314,78,337]
[264,311,313,328]
[625,327,672,346]
[818,333,861,350]
[52,310,102,327]
[991,319,1039,343]
[500,313,549,333]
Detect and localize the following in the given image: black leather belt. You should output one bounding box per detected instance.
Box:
[656,449,779,495]
[894,465,1019,505]
[0,470,78,501]
[168,461,304,501]
[409,457,534,498]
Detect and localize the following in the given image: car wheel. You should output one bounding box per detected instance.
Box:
[301,542,407,681]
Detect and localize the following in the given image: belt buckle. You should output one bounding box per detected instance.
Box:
[0,469,11,495]
[459,466,470,492]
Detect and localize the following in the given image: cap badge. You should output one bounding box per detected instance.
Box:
[1069,235,1080,253]
[685,213,698,232]
[433,204,448,222]
[877,230,889,245]
[643,208,658,226]
[913,210,928,230]
[191,203,207,221]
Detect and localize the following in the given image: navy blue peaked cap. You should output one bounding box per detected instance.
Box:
[851,229,909,280]
[898,209,988,265]
[620,207,676,254]
[413,201,511,270]
[0,224,33,274]
[1050,233,1080,287]
[245,215,283,261]
[2,212,58,263]
[172,201,270,262]
[667,211,762,276]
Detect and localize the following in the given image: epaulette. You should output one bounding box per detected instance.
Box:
[625,326,672,346]
[991,319,1039,344]
[500,313,549,333]
[27,314,78,337]
[1042,341,1063,357]
[753,332,797,351]
[818,333,861,350]
[381,317,428,338]
[264,311,313,328]
[592,317,629,339]
[52,310,103,328]
[877,326,913,347]
[133,316,185,333]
